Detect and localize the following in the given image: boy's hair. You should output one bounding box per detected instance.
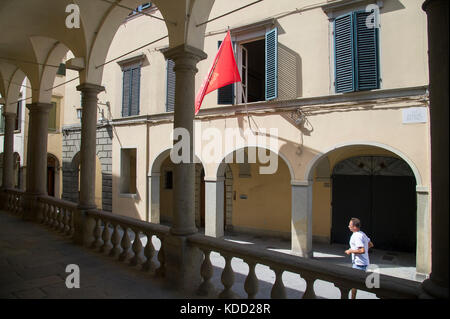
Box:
[350,218,361,228]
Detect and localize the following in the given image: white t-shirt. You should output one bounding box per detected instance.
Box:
[349,231,371,266]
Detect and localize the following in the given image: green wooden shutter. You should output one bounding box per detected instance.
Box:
[265,28,278,101]
[130,66,140,116]
[217,40,235,105]
[334,13,355,93]
[122,69,131,117]
[354,11,380,91]
[166,59,175,112]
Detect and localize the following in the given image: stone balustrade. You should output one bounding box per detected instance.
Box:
[38,195,77,237]
[4,189,25,216]
[188,234,421,299]
[1,189,421,299]
[85,209,169,277]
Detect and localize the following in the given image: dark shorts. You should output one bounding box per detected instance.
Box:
[352,264,368,271]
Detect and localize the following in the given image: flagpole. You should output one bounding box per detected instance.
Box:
[239,80,252,131]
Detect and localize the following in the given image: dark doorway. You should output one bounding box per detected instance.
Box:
[47,155,57,197]
[331,156,416,253]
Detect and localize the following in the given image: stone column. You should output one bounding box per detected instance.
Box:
[148,174,160,223]
[162,45,207,236]
[205,177,225,238]
[72,83,104,247]
[161,44,207,292]
[1,112,16,189]
[291,181,313,258]
[416,186,431,278]
[421,0,449,299]
[23,103,53,221]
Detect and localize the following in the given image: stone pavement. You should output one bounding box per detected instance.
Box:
[1,211,423,299]
[0,210,186,299]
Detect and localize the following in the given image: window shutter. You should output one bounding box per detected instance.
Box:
[166,59,175,112]
[130,66,140,116]
[217,41,235,105]
[48,102,57,130]
[122,69,131,117]
[265,27,278,101]
[334,13,355,93]
[354,11,379,91]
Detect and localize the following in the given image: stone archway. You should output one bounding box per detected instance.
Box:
[306,143,430,273]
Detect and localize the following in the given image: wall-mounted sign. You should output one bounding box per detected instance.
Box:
[402,107,428,124]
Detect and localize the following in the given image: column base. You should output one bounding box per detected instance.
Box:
[419,278,449,299]
[163,233,202,294]
[73,205,97,247]
[21,192,44,222]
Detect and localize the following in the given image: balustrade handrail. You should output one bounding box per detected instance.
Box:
[38,195,78,209]
[4,188,25,195]
[86,209,170,236]
[188,233,421,299]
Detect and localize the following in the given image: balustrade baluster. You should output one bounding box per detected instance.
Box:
[49,204,56,228]
[219,254,237,299]
[109,223,122,258]
[100,220,113,254]
[41,203,48,224]
[270,267,287,299]
[92,217,103,250]
[130,229,143,266]
[119,226,132,262]
[155,237,165,277]
[244,260,259,299]
[334,284,351,299]
[301,275,316,299]
[142,233,156,273]
[53,207,61,230]
[197,249,215,296]
[58,208,66,233]
[64,208,71,236]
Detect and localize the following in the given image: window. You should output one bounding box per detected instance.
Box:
[121,64,141,117]
[15,101,21,131]
[164,170,173,189]
[0,105,4,134]
[334,11,380,93]
[48,102,57,131]
[120,148,137,194]
[219,27,278,105]
[166,59,175,112]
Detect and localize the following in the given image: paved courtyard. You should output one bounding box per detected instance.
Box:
[0,211,423,299]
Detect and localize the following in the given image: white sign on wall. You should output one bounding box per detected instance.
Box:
[402,107,428,124]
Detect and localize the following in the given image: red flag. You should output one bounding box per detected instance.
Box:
[195,31,241,114]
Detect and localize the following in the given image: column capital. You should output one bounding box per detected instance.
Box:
[26,102,53,113]
[1,111,16,119]
[162,44,207,71]
[76,83,105,94]
[422,0,447,12]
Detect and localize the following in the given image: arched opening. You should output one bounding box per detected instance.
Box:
[217,147,292,240]
[308,144,424,273]
[150,148,205,227]
[0,152,21,189]
[331,155,416,253]
[47,153,60,197]
[69,152,103,208]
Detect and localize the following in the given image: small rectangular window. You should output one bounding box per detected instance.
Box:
[15,101,21,131]
[48,102,57,131]
[164,171,173,189]
[120,148,137,194]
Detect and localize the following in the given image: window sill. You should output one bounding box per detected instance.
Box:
[119,193,137,199]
